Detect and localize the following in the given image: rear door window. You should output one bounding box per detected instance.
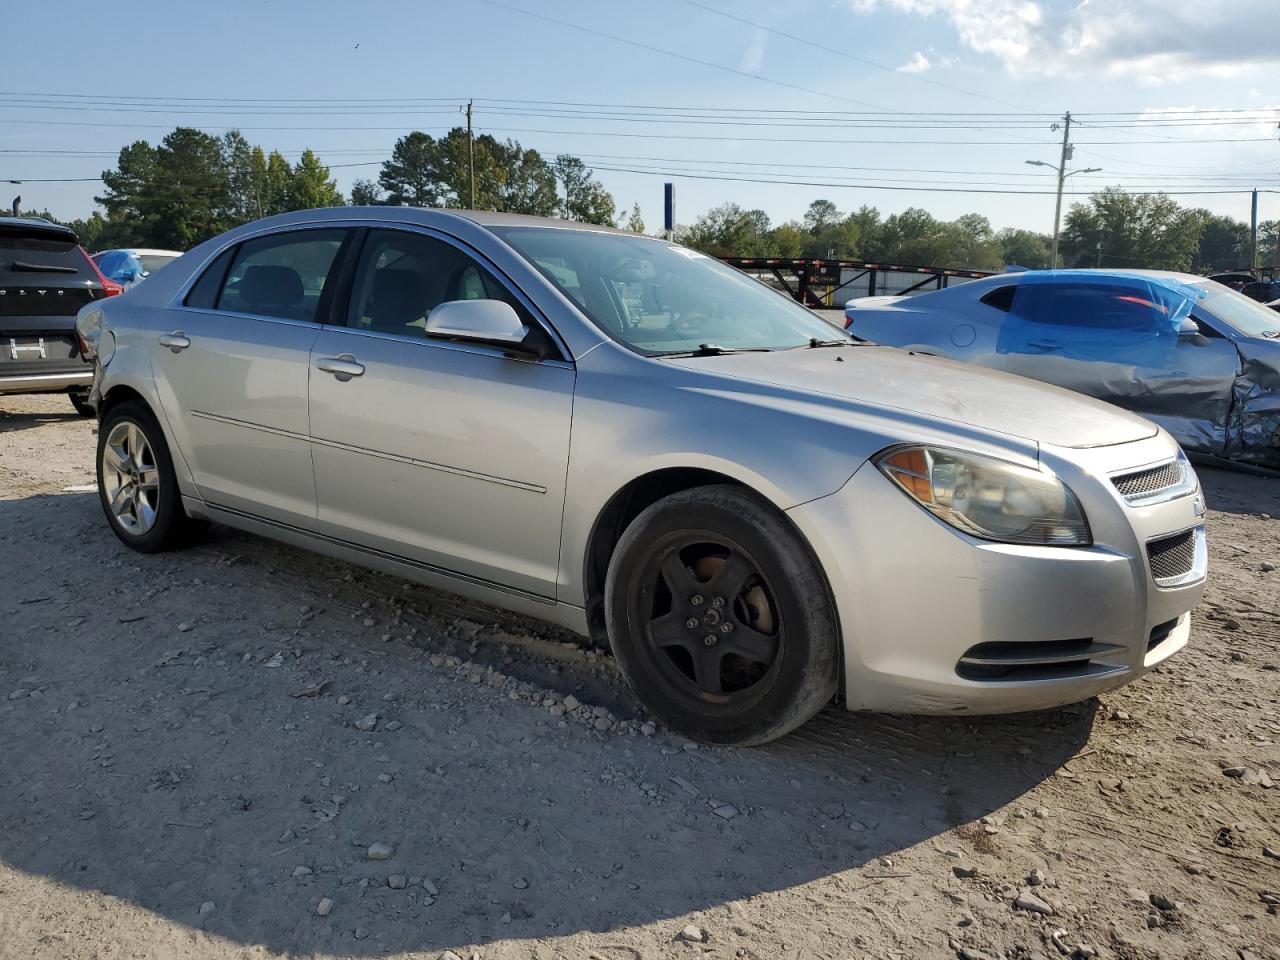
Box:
[214,230,347,323]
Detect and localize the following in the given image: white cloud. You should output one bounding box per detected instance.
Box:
[738,27,767,74]
[850,0,1280,84]
[898,51,931,73]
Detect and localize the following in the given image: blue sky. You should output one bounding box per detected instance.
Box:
[4,0,1278,238]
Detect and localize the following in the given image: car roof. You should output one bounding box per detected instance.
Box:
[238,205,637,237]
[0,216,78,243]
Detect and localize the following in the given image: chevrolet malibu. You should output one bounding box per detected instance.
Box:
[76,208,1208,744]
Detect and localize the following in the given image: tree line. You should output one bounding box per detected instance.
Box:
[12,126,640,252]
[675,192,1278,273]
[6,124,1275,273]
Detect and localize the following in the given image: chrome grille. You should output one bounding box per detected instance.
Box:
[1113,460,1184,501]
[1148,529,1197,582]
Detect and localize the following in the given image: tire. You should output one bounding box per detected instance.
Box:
[96,400,203,553]
[604,484,839,745]
[69,390,95,418]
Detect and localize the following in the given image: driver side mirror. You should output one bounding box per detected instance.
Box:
[1177,316,1209,346]
[426,299,542,357]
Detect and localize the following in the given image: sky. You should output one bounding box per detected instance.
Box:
[4,0,1279,239]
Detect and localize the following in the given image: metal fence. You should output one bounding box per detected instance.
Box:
[722,257,995,307]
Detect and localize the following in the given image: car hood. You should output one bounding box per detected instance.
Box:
[668,345,1159,449]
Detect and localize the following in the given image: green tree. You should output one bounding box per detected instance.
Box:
[350,178,383,205]
[262,150,294,217]
[221,130,258,224]
[998,228,1051,268]
[803,199,841,232]
[1191,211,1248,272]
[677,203,770,256]
[552,155,615,224]
[625,202,645,234]
[767,220,807,258]
[96,140,159,246]
[848,206,883,259]
[1061,188,1203,271]
[289,149,343,210]
[379,131,444,207]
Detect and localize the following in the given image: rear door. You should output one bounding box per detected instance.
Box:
[998,280,1239,454]
[0,221,100,389]
[151,227,351,523]
[306,227,574,598]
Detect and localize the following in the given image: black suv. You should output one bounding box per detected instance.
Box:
[0,217,120,415]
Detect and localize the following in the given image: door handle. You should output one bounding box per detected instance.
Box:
[1027,339,1060,351]
[159,331,191,353]
[316,354,365,382]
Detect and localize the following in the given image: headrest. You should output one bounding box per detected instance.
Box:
[240,264,303,307]
[369,268,425,326]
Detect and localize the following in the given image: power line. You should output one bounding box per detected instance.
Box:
[467,0,893,112]
[582,163,1277,196]
[671,0,1035,113]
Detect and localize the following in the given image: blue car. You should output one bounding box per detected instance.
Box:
[92,248,183,288]
[844,270,1280,469]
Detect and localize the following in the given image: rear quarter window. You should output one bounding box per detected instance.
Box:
[979,285,1016,312]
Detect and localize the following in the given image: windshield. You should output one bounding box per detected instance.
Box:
[1193,280,1280,338]
[139,253,178,275]
[491,226,847,354]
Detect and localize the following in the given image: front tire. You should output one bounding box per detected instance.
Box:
[96,400,201,553]
[605,485,839,745]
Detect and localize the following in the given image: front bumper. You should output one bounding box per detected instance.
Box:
[788,433,1206,714]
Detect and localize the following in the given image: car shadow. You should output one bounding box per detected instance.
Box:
[0,490,1096,956]
[0,401,83,433]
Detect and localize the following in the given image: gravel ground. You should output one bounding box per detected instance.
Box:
[0,392,1277,960]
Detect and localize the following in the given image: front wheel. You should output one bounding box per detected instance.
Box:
[96,400,203,552]
[604,485,839,745]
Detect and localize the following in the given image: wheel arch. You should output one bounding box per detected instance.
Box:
[580,466,840,676]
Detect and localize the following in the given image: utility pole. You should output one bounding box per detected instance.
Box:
[466,100,476,210]
[1051,111,1071,270]
[1250,188,1259,273]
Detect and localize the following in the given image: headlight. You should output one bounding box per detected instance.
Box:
[876,445,1091,546]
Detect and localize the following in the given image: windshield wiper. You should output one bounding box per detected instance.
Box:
[805,337,859,348]
[657,343,774,358]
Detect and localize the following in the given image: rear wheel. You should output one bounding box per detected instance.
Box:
[605,485,839,745]
[97,400,203,552]
[69,390,95,418]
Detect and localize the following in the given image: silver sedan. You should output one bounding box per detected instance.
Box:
[76,209,1207,744]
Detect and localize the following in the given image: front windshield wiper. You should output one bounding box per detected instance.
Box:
[804,337,859,348]
[657,343,774,358]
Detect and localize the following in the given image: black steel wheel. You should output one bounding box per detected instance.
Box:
[605,484,839,745]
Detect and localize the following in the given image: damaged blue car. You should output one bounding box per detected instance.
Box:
[844,270,1280,470]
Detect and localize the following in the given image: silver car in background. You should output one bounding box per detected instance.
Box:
[844,270,1280,469]
[76,209,1207,744]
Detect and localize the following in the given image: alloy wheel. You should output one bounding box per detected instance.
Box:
[101,421,160,535]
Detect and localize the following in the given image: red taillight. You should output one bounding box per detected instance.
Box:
[81,245,123,297]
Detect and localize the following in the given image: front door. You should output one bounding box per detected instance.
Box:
[151,228,349,522]
[998,279,1240,455]
[307,228,574,598]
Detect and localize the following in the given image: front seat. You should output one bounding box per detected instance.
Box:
[239,264,304,318]
[366,268,426,334]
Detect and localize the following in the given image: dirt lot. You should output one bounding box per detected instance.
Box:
[0,392,1277,960]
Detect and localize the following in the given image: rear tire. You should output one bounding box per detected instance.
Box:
[96,400,203,553]
[604,484,839,745]
[69,390,95,418]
